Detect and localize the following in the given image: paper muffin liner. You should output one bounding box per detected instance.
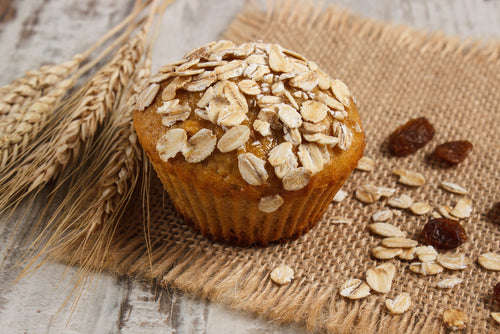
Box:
[156,166,347,246]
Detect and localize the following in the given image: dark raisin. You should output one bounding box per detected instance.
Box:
[388,117,435,156]
[435,140,473,164]
[494,282,500,304]
[419,218,467,250]
[486,202,500,226]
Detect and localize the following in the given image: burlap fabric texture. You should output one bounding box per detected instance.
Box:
[65,1,500,332]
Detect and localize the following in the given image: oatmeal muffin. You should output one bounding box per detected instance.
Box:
[133,40,365,246]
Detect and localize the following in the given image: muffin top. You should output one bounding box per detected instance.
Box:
[133,40,364,202]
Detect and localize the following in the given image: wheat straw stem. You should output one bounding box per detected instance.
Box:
[15,0,162,277]
[0,0,149,121]
[77,0,149,60]
[27,32,146,191]
[25,1,161,190]
[0,19,145,169]
[0,30,145,210]
[0,3,152,168]
[84,0,163,234]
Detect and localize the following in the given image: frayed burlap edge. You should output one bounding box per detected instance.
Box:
[54,1,500,333]
[225,0,500,66]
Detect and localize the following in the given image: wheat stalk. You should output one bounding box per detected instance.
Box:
[0,58,82,117]
[86,82,149,234]
[0,0,148,117]
[15,0,163,282]
[0,23,144,169]
[0,1,150,169]
[0,24,148,209]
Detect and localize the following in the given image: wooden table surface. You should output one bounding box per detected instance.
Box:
[0,0,498,333]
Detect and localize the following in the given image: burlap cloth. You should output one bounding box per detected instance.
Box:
[67,1,500,332]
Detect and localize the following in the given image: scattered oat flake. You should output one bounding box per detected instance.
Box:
[355,187,379,204]
[431,211,443,218]
[330,79,351,107]
[156,128,187,162]
[491,312,500,324]
[440,182,468,195]
[382,237,418,248]
[369,223,405,238]
[415,245,437,262]
[259,195,284,213]
[268,44,293,73]
[478,253,500,271]
[271,81,285,96]
[437,277,463,289]
[398,247,416,261]
[270,264,294,285]
[437,205,454,219]
[410,202,432,215]
[443,309,468,330]
[409,261,444,276]
[450,198,473,219]
[364,184,396,198]
[356,156,375,172]
[340,279,371,300]
[366,263,396,293]
[277,103,302,128]
[332,189,348,202]
[394,169,426,187]
[332,121,353,151]
[330,216,353,224]
[372,210,394,222]
[217,125,250,153]
[253,119,271,137]
[300,100,328,123]
[437,253,471,270]
[392,209,402,217]
[303,133,339,146]
[289,71,318,91]
[355,184,395,204]
[372,246,402,260]
[182,129,216,163]
[136,83,160,111]
[316,91,344,111]
[388,194,413,209]
[268,142,294,166]
[282,167,311,191]
[297,143,324,174]
[238,153,268,186]
[238,79,261,95]
[385,293,411,315]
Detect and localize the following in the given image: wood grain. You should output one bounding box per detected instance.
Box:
[0,0,498,333]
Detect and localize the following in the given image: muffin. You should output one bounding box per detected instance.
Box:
[133,40,365,246]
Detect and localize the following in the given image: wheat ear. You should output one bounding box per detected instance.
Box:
[0,0,148,117]
[0,22,141,169]
[14,0,163,282]
[0,28,149,212]
[0,2,150,169]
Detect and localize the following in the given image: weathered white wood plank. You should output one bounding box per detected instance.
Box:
[0,263,125,333]
[0,0,135,84]
[0,0,498,333]
[119,281,176,333]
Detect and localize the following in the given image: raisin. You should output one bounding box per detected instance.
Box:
[419,218,467,250]
[435,140,473,164]
[494,282,500,304]
[388,117,435,156]
[492,202,500,225]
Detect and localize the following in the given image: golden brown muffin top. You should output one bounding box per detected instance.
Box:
[134,41,363,208]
